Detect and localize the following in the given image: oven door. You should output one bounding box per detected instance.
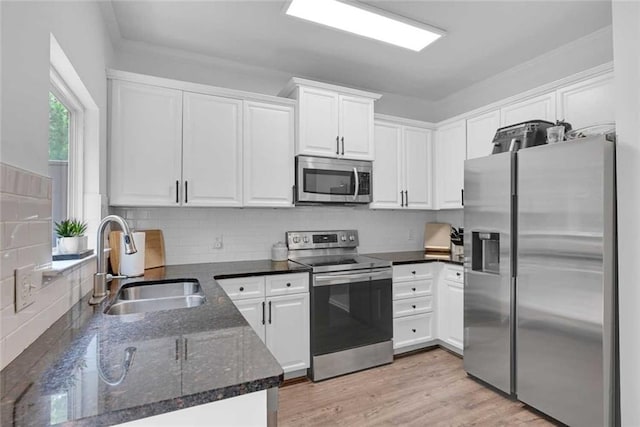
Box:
[311,268,392,357]
[296,156,372,204]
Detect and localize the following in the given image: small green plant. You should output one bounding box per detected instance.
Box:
[55,219,87,238]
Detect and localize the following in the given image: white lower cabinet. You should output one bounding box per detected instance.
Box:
[217,273,310,376]
[392,263,436,354]
[437,264,464,354]
[391,262,465,356]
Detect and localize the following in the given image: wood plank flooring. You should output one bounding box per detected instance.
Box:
[279,348,559,426]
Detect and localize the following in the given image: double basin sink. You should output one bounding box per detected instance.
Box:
[106,279,205,315]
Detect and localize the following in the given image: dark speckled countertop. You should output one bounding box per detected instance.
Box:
[0,261,310,427]
[364,251,464,266]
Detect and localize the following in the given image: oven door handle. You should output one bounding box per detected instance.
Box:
[353,167,359,201]
[314,269,392,286]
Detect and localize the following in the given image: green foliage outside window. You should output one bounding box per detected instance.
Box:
[49,92,69,161]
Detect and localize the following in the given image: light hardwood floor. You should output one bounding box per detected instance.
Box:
[279,348,560,426]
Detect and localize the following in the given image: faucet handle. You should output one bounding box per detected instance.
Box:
[107,274,128,281]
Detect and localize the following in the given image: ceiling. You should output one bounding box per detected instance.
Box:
[109,0,612,101]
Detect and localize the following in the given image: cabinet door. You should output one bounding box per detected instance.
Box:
[339,95,374,160]
[181,330,242,395]
[233,297,266,343]
[371,121,403,209]
[243,101,294,207]
[556,74,614,129]
[404,126,433,210]
[500,92,556,126]
[442,280,464,352]
[266,293,310,373]
[436,120,466,209]
[182,92,243,207]
[466,110,500,160]
[110,81,183,206]
[297,87,340,157]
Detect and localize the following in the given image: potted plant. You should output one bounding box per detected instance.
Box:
[55,219,88,254]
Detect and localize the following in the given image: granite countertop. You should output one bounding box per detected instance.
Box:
[0,261,310,426]
[365,251,464,266]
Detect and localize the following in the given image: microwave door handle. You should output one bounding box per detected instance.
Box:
[353,167,359,201]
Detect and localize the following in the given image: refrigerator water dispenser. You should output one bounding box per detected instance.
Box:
[472,232,500,274]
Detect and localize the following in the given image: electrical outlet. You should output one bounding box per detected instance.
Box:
[408,228,416,242]
[214,235,224,249]
[15,264,39,312]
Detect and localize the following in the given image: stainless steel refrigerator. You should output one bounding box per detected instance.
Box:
[463,135,618,427]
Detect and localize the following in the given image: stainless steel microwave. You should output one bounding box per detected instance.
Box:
[295,156,373,205]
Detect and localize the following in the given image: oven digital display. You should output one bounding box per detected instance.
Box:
[313,234,338,244]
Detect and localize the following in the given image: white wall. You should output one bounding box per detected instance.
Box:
[112,207,437,265]
[433,27,613,122]
[611,2,640,425]
[0,0,114,369]
[113,40,440,122]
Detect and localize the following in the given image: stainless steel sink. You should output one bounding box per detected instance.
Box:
[118,280,202,300]
[105,279,205,315]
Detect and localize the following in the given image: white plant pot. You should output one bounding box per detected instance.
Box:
[58,236,84,254]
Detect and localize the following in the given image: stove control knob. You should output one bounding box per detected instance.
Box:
[293,236,300,243]
[349,235,355,241]
[341,235,347,242]
[303,236,310,243]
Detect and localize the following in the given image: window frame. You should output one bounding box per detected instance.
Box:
[49,66,84,222]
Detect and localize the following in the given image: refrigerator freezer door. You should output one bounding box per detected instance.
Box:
[517,138,616,427]
[463,152,514,395]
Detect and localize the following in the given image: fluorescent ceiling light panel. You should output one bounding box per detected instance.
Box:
[285,0,443,52]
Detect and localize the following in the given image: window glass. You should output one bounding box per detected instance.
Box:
[49,92,70,245]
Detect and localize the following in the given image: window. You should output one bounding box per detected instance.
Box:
[49,67,84,249]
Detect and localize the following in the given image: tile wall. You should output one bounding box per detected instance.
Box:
[0,163,96,370]
[113,206,438,265]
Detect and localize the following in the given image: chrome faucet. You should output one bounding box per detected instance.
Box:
[89,215,137,305]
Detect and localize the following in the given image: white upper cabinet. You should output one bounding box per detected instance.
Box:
[109,72,297,208]
[500,92,556,126]
[371,122,403,209]
[110,80,183,206]
[371,119,433,210]
[297,86,340,158]
[466,110,500,160]
[182,92,243,207]
[404,127,433,210]
[339,95,375,160]
[556,74,615,129]
[281,78,381,161]
[243,101,295,207]
[436,120,466,209]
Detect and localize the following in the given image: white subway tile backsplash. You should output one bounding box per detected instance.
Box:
[0,249,18,281]
[112,206,438,265]
[0,277,14,311]
[0,193,20,221]
[0,163,91,370]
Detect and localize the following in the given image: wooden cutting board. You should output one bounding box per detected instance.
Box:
[109,229,166,274]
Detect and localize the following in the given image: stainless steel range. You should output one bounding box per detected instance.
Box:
[287,230,393,381]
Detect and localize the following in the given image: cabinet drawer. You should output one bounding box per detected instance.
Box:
[443,265,464,284]
[265,273,309,297]
[393,296,433,318]
[217,276,265,300]
[393,263,434,282]
[393,313,434,349]
[393,279,433,300]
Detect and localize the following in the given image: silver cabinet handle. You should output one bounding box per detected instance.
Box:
[405,190,409,206]
[336,136,340,155]
[353,167,359,201]
[314,268,392,286]
[400,191,405,207]
[268,301,272,324]
[184,181,188,204]
[341,137,345,155]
